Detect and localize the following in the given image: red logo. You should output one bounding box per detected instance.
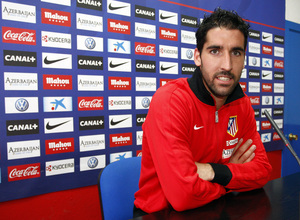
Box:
[249,96,260,105]
[159,27,178,41]
[45,138,74,154]
[110,133,132,147]
[41,8,71,27]
[136,150,142,157]
[78,97,104,111]
[262,45,272,55]
[135,42,156,56]
[273,132,281,141]
[262,83,272,92]
[160,78,173,87]
[43,74,72,90]
[8,163,41,182]
[108,76,131,90]
[274,60,284,69]
[2,27,36,45]
[107,19,130,35]
[261,121,271,130]
[239,82,247,92]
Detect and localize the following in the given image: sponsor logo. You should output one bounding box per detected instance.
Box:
[109,96,132,110]
[108,38,131,54]
[181,14,197,27]
[107,0,131,17]
[4,50,37,67]
[262,83,272,92]
[261,108,272,118]
[241,68,247,78]
[41,8,71,26]
[136,114,147,126]
[2,27,36,45]
[78,75,104,91]
[136,77,156,91]
[226,139,238,148]
[79,116,104,130]
[222,147,235,159]
[6,119,39,136]
[274,96,284,105]
[78,97,104,111]
[274,71,284,80]
[159,45,178,59]
[45,138,74,154]
[159,9,178,25]
[274,60,284,69]
[181,30,196,45]
[135,42,156,56]
[248,29,260,40]
[77,0,102,11]
[43,74,72,90]
[274,83,284,93]
[42,52,72,69]
[160,61,178,74]
[44,117,74,134]
[274,35,284,44]
[78,55,103,70]
[227,116,238,137]
[5,97,38,114]
[135,22,156,39]
[262,32,273,43]
[262,70,273,80]
[248,82,260,93]
[108,19,130,34]
[76,13,103,32]
[256,121,260,131]
[274,108,284,116]
[254,109,260,118]
[4,72,38,91]
[249,96,260,105]
[159,27,178,41]
[110,151,132,162]
[248,42,260,54]
[248,69,260,78]
[261,133,271,143]
[8,163,40,181]
[262,96,273,105]
[274,119,283,129]
[248,56,260,67]
[77,35,103,52]
[239,82,247,92]
[262,45,273,55]
[160,78,173,87]
[181,48,194,60]
[46,159,74,176]
[110,133,132,147]
[261,121,271,130]
[43,97,73,112]
[108,57,131,72]
[108,76,131,90]
[274,46,284,57]
[136,131,143,145]
[136,97,152,109]
[109,114,132,129]
[7,140,40,160]
[2,1,36,23]
[262,58,272,68]
[136,60,156,73]
[80,155,105,171]
[80,134,105,152]
[135,5,155,20]
[41,31,71,49]
[273,132,281,141]
[182,64,196,75]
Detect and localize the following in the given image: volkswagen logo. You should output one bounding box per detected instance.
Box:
[15,98,29,112]
[85,38,96,49]
[141,97,150,108]
[252,57,257,66]
[186,49,193,59]
[87,157,98,168]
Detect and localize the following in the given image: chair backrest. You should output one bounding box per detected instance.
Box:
[98,156,142,220]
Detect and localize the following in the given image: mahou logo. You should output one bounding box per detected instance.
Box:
[45,138,74,155]
[262,83,272,92]
[159,27,178,41]
[261,121,271,130]
[249,96,260,105]
[160,78,173,87]
[108,19,130,34]
[110,132,132,147]
[108,76,131,90]
[274,60,284,69]
[239,82,247,92]
[41,8,71,27]
[8,163,40,182]
[43,74,72,90]
[78,97,104,111]
[2,27,36,45]
[135,42,156,56]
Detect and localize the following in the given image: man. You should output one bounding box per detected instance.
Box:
[134,8,272,216]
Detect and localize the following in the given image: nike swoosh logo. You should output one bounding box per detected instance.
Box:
[44,56,68,65]
[46,120,70,130]
[263,73,271,77]
[108,3,128,11]
[109,61,129,68]
[160,14,175,20]
[161,65,176,71]
[110,117,129,126]
[194,125,204,130]
[262,35,271,39]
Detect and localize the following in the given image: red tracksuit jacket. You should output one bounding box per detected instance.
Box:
[134,67,272,213]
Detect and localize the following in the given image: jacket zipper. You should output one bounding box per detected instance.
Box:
[215,110,219,123]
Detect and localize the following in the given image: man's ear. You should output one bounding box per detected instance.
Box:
[194,48,201,67]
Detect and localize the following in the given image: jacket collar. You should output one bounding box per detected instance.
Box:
[187,66,245,106]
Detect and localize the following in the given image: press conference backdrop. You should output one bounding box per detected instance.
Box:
[0,0,285,202]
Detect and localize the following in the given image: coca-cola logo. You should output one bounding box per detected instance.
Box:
[274,60,284,69]
[135,42,156,56]
[8,163,40,182]
[2,26,36,45]
[249,96,260,105]
[78,97,104,111]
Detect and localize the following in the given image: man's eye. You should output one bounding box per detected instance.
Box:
[233,51,242,56]
[210,49,219,54]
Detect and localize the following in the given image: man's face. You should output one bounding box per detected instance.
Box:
[194,27,245,99]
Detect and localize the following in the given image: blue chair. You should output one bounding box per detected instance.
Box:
[98,156,142,220]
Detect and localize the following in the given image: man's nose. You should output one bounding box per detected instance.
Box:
[221,52,233,71]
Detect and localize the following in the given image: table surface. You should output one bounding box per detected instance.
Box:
[133,172,300,220]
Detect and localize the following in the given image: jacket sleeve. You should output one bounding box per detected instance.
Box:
[224,98,272,191]
[143,87,227,211]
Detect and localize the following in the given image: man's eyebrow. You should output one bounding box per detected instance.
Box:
[206,45,245,52]
[232,46,245,52]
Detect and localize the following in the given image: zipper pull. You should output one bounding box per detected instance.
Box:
[215,111,219,123]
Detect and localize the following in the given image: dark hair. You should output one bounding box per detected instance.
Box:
[196,8,250,53]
